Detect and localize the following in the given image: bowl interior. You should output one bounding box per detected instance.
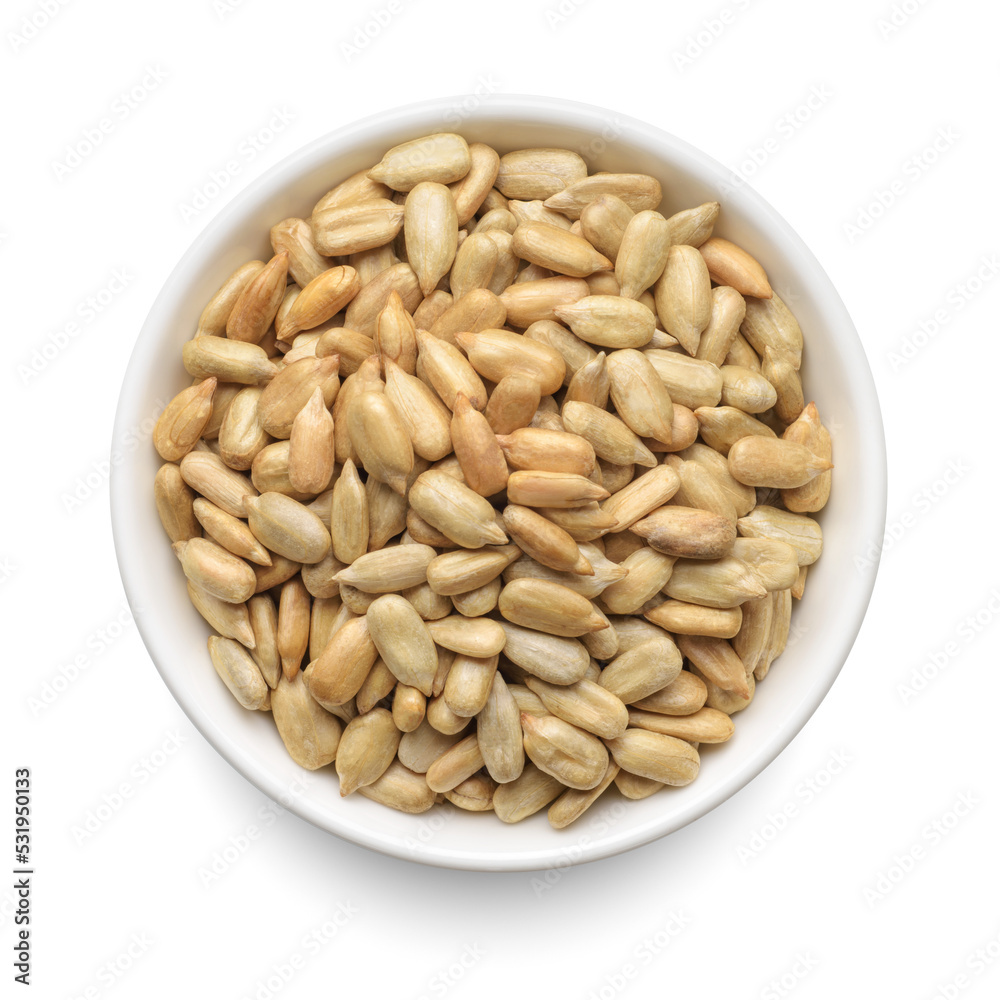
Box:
[111,96,886,871]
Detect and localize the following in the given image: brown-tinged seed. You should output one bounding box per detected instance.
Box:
[450,392,508,497]
[699,237,772,299]
[195,261,266,338]
[344,262,422,338]
[258,355,340,439]
[277,576,310,680]
[645,600,742,640]
[270,218,332,288]
[305,615,376,708]
[390,683,426,734]
[155,463,200,541]
[226,252,289,344]
[154,379,217,461]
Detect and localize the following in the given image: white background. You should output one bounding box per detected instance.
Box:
[6,0,999,997]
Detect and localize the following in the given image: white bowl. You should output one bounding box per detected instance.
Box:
[111,95,886,871]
